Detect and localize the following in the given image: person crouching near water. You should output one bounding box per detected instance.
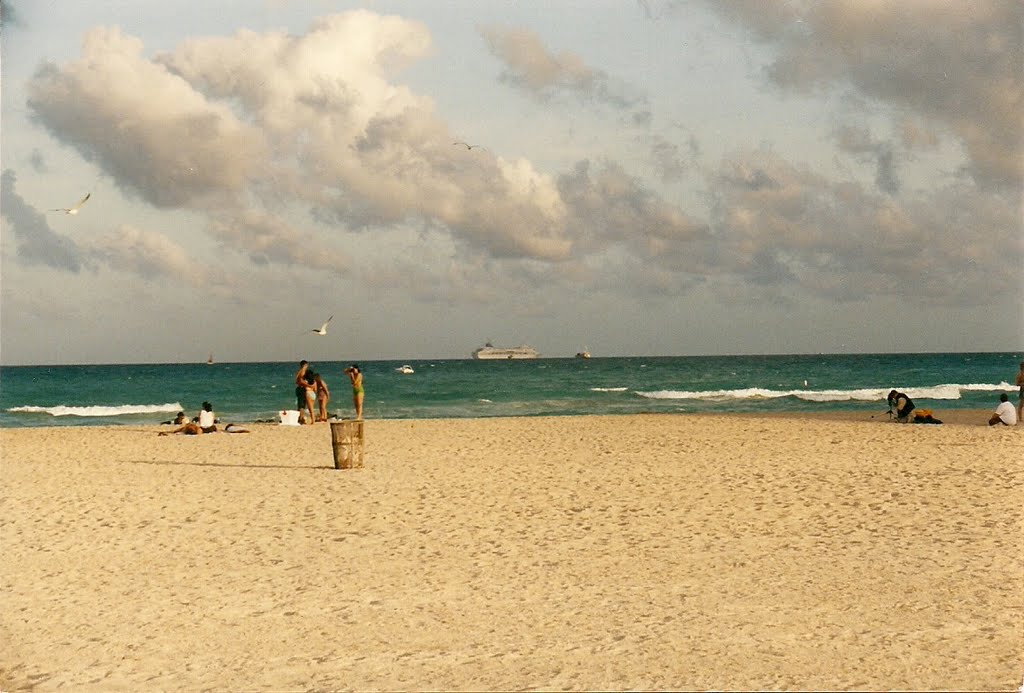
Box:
[887,389,915,423]
[988,393,1018,426]
[343,364,364,419]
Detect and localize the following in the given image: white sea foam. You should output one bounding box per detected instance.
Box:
[590,387,628,392]
[8,403,183,417]
[633,383,1008,402]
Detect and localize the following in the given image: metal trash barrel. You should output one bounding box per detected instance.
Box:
[330,419,364,469]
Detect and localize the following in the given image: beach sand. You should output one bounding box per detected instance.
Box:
[2,413,1021,691]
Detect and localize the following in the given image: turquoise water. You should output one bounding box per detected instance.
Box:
[0,353,1019,428]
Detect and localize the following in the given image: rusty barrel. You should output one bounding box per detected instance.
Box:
[330,419,365,469]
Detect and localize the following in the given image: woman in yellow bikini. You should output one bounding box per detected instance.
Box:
[344,364,364,419]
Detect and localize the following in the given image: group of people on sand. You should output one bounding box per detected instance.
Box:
[887,360,1024,427]
[159,401,249,435]
[295,360,363,423]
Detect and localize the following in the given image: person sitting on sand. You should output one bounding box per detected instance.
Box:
[159,402,218,435]
[887,389,915,423]
[988,393,1017,426]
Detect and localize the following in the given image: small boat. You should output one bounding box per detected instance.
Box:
[395,365,415,374]
[575,350,591,359]
[206,353,214,365]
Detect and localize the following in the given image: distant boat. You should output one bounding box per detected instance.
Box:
[206,353,214,365]
[396,365,415,374]
[472,342,540,360]
[575,349,592,359]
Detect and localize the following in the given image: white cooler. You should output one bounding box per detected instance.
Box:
[278,409,300,426]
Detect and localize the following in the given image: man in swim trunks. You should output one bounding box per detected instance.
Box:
[295,360,309,411]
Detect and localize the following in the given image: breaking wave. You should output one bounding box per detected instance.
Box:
[7,403,184,418]
[634,383,1014,403]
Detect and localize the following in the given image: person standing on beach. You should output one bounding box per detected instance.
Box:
[344,364,364,419]
[294,360,309,412]
[314,372,330,422]
[301,371,317,424]
[1015,361,1024,422]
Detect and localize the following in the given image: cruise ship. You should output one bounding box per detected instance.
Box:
[471,342,540,360]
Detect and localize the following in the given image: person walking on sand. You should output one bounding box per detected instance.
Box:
[344,364,364,419]
[1015,361,1024,423]
[314,371,330,422]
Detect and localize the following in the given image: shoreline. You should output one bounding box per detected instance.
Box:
[0,406,1007,431]
[2,413,1021,690]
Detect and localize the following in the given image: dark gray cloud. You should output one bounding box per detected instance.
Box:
[707,149,1021,304]
[1,0,19,30]
[0,169,83,272]
[28,149,47,174]
[834,124,900,195]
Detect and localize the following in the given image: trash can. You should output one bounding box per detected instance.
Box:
[330,419,364,469]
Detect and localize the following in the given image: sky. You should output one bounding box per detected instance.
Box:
[1,0,1021,365]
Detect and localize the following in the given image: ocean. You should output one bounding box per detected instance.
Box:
[1,352,1019,428]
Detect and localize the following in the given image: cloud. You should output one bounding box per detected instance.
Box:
[833,124,900,195]
[28,27,266,209]
[558,160,711,274]
[17,7,1019,318]
[26,12,577,266]
[206,210,351,274]
[28,149,48,174]
[480,26,647,111]
[707,149,1021,304]
[0,0,19,29]
[702,0,1023,191]
[88,225,208,286]
[0,169,84,272]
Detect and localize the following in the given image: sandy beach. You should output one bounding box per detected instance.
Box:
[2,413,1021,691]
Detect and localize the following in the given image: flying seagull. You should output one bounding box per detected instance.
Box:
[50,192,91,215]
[311,316,333,335]
[453,141,487,152]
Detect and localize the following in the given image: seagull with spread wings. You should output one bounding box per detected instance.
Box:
[310,316,333,335]
[50,192,91,215]
[453,141,487,152]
